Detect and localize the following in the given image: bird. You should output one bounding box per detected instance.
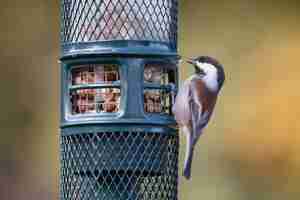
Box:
[172,56,225,180]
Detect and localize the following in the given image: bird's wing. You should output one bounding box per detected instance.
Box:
[190,78,217,142]
[172,78,193,126]
[172,77,196,179]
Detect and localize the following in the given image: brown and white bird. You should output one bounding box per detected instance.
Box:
[172,56,225,180]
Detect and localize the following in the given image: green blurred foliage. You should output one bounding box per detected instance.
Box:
[1,0,300,199]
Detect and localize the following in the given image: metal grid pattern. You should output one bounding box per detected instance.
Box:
[71,88,121,114]
[144,89,172,114]
[61,0,178,45]
[70,64,120,85]
[144,64,175,85]
[60,128,179,200]
[143,63,176,115]
[69,64,121,115]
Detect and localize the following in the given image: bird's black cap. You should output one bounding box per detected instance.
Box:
[188,56,225,89]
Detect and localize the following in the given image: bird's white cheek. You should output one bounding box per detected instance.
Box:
[203,75,218,92]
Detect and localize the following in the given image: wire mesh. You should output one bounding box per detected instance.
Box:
[143,63,176,115]
[70,64,120,85]
[144,63,175,85]
[60,127,179,200]
[70,88,121,114]
[144,89,172,114]
[61,0,178,45]
[69,64,121,115]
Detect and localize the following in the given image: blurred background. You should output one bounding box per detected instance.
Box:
[1,0,300,199]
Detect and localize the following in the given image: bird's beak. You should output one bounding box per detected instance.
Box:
[186,58,206,75]
[186,57,196,65]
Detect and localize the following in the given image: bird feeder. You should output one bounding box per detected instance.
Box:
[60,0,179,199]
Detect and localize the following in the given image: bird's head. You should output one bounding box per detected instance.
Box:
[187,56,225,92]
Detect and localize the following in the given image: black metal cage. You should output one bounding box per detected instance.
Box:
[60,126,178,200]
[61,0,178,46]
[59,0,179,200]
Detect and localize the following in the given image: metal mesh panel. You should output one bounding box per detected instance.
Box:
[144,89,172,114]
[60,127,178,200]
[61,0,178,45]
[143,63,176,115]
[69,64,121,115]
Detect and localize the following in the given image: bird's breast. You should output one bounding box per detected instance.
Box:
[193,79,217,116]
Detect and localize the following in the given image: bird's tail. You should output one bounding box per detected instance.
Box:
[182,126,194,180]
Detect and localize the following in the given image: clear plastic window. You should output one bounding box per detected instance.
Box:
[143,63,176,115]
[144,64,175,85]
[69,64,120,115]
[71,64,119,85]
[144,89,173,114]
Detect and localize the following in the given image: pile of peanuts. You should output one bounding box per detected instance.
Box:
[71,65,120,114]
[144,91,162,113]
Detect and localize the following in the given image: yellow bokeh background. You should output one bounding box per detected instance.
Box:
[1,0,300,199]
